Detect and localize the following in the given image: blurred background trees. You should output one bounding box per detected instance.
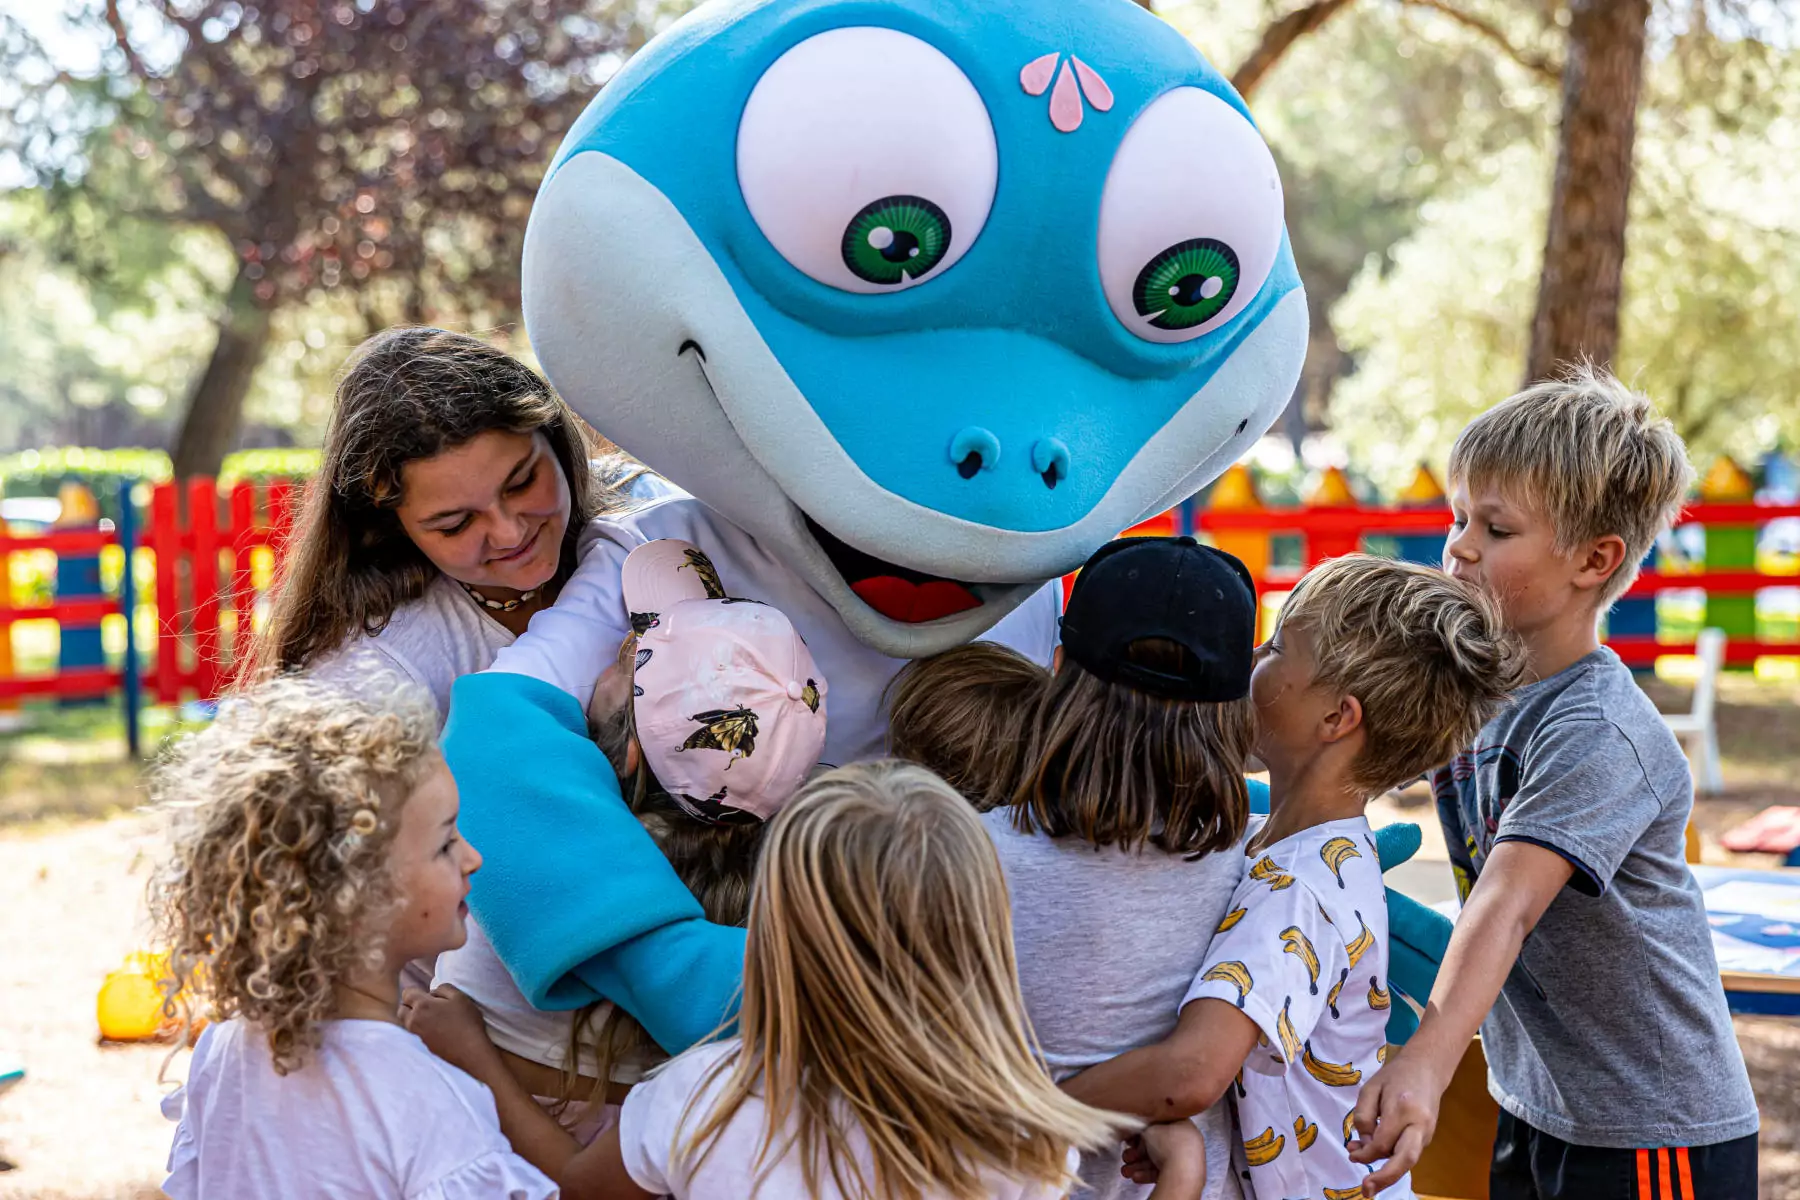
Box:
[0,0,1795,486]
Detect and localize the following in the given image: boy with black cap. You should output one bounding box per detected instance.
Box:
[976,534,1263,1200]
[1061,553,1525,1200]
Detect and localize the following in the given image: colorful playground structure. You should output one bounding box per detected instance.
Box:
[0,460,1796,749]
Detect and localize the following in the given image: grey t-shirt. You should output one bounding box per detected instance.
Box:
[1431,647,1757,1149]
[983,809,1245,1200]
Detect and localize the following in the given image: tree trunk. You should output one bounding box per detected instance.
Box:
[1524,0,1651,384]
[1231,0,1357,99]
[171,264,276,479]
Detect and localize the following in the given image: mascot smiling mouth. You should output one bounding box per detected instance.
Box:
[681,335,982,625]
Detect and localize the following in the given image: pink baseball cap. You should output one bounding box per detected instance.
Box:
[622,540,828,824]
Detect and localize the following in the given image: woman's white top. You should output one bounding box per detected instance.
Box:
[163,1018,557,1200]
[618,1039,1081,1200]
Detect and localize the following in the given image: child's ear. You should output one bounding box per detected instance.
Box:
[624,737,642,780]
[1573,534,1630,594]
[1320,693,1364,744]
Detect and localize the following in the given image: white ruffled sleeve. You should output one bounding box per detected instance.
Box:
[414,1150,560,1200]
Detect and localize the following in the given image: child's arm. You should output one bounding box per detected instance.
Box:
[403,985,655,1200]
[1061,998,1260,1123]
[1348,840,1572,1192]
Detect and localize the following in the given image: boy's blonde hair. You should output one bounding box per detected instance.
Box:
[1449,364,1694,604]
[1277,556,1527,794]
[149,675,440,1075]
[884,643,1049,810]
[681,761,1124,1200]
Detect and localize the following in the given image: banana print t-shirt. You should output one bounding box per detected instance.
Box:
[1185,816,1414,1200]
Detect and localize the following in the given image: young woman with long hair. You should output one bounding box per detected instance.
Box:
[245,325,655,717]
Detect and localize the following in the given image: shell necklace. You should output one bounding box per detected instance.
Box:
[460,582,539,613]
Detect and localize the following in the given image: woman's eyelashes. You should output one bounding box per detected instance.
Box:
[505,465,538,495]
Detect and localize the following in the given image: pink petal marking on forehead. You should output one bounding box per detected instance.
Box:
[1071,57,1114,111]
[1019,51,1059,97]
[1049,60,1084,132]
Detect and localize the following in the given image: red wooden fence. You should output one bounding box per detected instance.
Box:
[149,478,297,704]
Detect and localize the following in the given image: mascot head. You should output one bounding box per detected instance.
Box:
[524,0,1306,657]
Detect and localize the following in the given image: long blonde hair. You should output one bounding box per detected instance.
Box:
[679,761,1126,1200]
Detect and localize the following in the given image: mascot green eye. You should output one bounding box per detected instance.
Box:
[841,196,952,286]
[1133,239,1240,330]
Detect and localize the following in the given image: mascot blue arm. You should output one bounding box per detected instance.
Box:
[461,0,1321,1049]
[446,672,745,1052]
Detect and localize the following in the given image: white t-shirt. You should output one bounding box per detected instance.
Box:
[434,920,652,1085]
[982,809,1245,1200]
[163,1017,557,1200]
[618,1040,1080,1199]
[494,494,1064,766]
[1183,817,1414,1200]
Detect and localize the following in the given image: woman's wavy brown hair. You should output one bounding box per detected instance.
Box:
[149,675,440,1075]
[245,326,634,679]
[1008,639,1254,858]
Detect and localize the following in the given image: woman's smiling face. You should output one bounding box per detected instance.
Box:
[395,429,571,595]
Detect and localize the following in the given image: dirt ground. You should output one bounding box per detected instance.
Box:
[1,674,1797,1198]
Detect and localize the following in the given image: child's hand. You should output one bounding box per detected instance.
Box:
[1349,1049,1445,1194]
[400,984,504,1081]
[1119,1121,1205,1198]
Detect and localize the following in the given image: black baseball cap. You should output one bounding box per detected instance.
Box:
[1060,536,1257,702]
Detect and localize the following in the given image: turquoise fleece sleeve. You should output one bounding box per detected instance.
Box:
[442,671,745,1053]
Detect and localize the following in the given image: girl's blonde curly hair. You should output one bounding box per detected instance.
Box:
[149,673,440,1075]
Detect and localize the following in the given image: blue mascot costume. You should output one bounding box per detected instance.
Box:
[442,0,1445,1054]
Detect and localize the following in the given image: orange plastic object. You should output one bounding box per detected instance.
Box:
[1700,456,1754,504]
[1306,465,1357,507]
[1400,462,1446,506]
[1207,464,1271,586]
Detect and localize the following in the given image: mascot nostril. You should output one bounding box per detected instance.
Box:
[950,427,1002,479]
[1032,439,1071,490]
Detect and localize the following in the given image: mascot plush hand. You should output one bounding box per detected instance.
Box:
[442,0,1308,1055]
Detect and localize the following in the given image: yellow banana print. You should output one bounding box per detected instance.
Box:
[1242,1126,1286,1167]
[1316,899,1336,925]
[1346,910,1375,970]
[1343,1109,1358,1147]
[1201,960,1254,1008]
[1234,1068,1246,1098]
[1302,1041,1363,1087]
[1368,976,1392,1010]
[1249,854,1296,891]
[1378,1043,1393,1064]
[1276,996,1303,1063]
[1294,1114,1318,1152]
[1320,836,1362,888]
[1326,967,1349,1019]
[1324,1186,1371,1200]
[1216,906,1247,933]
[1280,926,1322,995]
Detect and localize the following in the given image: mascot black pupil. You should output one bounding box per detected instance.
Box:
[873,226,920,263]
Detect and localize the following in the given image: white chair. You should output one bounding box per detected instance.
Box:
[1663,628,1726,794]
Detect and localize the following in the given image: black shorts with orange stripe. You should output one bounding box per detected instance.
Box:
[1490,1110,1758,1200]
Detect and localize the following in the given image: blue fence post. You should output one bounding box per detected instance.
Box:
[118,479,141,759]
[53,482,106,707]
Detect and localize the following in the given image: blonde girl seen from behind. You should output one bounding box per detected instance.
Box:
[152,675,556,1200]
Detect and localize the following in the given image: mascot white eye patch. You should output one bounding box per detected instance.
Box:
[737,26,999,294]
[1097,86,1285,343]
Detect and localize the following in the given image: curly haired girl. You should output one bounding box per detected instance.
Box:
[151,674,556,1200]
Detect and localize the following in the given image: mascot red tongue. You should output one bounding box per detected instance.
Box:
[854,577,982,624]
